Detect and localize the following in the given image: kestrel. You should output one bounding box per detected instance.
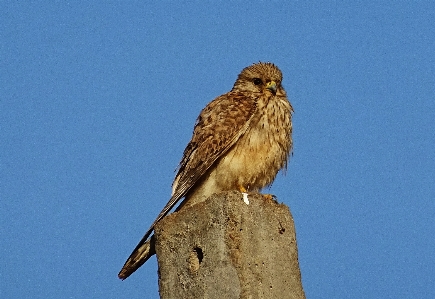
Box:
[118,62,293,280]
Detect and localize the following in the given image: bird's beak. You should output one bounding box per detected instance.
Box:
[266,81,277,94]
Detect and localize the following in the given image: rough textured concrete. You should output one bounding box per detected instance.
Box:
[154,191,305,299]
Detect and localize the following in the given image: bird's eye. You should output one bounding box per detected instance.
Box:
[253,78,263,85]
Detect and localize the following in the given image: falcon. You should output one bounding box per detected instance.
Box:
[119,62,293,279]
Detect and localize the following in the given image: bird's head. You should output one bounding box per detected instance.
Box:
[232,62,285,97]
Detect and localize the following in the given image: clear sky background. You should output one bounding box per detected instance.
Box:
[1,1,434,298]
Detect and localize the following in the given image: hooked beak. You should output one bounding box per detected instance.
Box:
[265,80,277,94]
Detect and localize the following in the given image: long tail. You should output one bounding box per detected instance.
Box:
[118,234,156,280]
[118,191,190,279]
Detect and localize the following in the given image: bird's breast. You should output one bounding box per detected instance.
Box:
[213,97,292,191]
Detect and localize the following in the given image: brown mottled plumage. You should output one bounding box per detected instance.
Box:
[118,62,293,279]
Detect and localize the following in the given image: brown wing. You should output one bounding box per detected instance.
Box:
[172,92,258,199]
[119,92,257,278]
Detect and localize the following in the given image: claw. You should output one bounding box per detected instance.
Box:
[238,185,248,193]
[263,194,278,203]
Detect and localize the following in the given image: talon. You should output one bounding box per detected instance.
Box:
[263,194,277,203]
[238,185,248,193]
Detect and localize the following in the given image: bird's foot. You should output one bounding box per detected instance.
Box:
[238,185,248,193]
[238,185,250,205]
[262,193,278,203]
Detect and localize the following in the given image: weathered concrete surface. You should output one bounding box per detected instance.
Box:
[154,191,305,299]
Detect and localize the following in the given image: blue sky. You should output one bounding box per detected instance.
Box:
[1,1,434,298]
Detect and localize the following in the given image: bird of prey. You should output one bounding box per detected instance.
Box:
[118,62,293,280]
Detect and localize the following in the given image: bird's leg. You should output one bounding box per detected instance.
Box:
[238,186,277,204]
[262,193,278,203]
[238,185,248,193]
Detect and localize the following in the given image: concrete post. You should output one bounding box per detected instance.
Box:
[154,191,305,299]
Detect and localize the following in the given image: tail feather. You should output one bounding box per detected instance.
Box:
[118,235,156,280]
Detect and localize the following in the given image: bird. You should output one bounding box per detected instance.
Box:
[118,62,293,280]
